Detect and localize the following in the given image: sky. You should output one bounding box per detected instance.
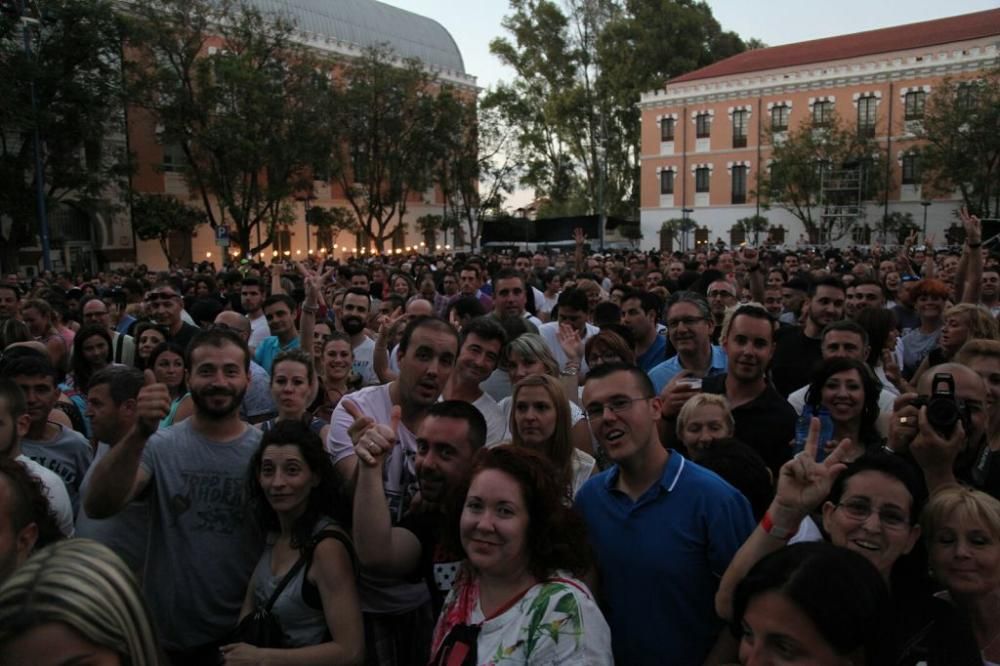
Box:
[383,0,999,89]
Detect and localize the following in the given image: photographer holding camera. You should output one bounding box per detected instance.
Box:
[886,363,995,499]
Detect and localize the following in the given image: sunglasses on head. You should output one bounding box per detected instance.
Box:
[145,292,179,302]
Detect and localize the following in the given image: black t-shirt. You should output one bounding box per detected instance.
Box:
[398,510,462,615]
[702,373,796,475]
[169,321,201,354]
[770,326,823,397]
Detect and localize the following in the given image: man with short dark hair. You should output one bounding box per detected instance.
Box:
[0,283,20,321]
[648,292,727,394]
[620,290,667,372]
[352,400,487,614]
[770,276,846,396]
[453,264,493,312]
[576,363,754,665]
[701,305,796,474]
[852,278,885,315]
[11,357,91,513]
[77,366,148,573]
[82,296,135,366]
[239,277,270,353]
[490,268,541,332]
[706,279,738,343]
[0,457,63,583]
[327,317,459,665]
[214,311,276,424]
[442,317,507,445]
[254,293,300,373]
[84,329,262,658]
[538,288,599,373]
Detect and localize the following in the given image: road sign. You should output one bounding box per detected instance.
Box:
[215,226,230,247]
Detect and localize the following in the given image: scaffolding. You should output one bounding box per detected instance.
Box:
[818,165,864,244]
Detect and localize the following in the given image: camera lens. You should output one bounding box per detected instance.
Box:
[925,396,960,436]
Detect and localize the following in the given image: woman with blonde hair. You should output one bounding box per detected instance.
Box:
[676,393,735,459]
[0,539,163,665]
[913,303,999,383]
[921,486,1000,664]
[509,374,595,498]
[499,333,592,455]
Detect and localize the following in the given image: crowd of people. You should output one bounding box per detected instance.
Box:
[0,209,998,665]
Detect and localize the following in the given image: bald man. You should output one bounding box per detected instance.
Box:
[889,363,994,498]
[213,311,276,424]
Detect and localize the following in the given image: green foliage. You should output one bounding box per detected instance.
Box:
[0,0,130,268]
[489,0,744,218]
[917,69,1000,218]
[131,193,206,264]
[125,0,333,258]
[874,211,918,244]
[756,113,889,242]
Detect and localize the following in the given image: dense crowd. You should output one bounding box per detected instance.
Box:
[0,211,998,666]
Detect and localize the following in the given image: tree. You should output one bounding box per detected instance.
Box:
[0,0,130,270]
[756,113,889,242]
[323,46,454,253]
[735,214,770,245]
[917,69,1000,219]
[125,0,332,259]
[306,205,358,251]
[131,193,206,265]
[489,0,744,218]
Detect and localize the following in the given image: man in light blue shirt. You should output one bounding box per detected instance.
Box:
[254,293,300,374]
[648,292,727,393]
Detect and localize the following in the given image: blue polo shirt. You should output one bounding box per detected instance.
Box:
[635,333,668,373]
[574,451,754,666]
[647,345,728,393]
[253,335,300,374]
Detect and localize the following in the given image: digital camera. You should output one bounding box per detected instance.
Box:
[911,373,970,438]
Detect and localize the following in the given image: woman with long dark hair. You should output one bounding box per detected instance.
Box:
[803,357,883,456]
[62,324,115,438]
[224,420,362,663]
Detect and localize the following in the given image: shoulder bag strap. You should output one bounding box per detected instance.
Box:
[263,555,308,612]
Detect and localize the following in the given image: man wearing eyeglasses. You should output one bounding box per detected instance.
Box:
[81,296,135,367]
[648,292,727,395]
[706,279,738,344]
[145,285,200,352]
[575,363,755,665]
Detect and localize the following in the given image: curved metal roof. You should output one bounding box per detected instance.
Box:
[248,0,466,74]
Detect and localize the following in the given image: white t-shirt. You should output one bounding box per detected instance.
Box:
[538,321,600,374]
[537,292,559,317]
[17,454,74,537]
[472,392,505,447]
[248,312,270,352]
[352,336,380,386]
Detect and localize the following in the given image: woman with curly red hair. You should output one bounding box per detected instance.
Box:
[429,446,612,665]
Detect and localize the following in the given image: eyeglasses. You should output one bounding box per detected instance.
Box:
[707,290,735,299]
[584,396,651,422]
[836,499,909,530]
[666,316,708,329]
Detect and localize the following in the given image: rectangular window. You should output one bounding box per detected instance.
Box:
[162,142,187,172]
[696,113,711,138]
[660,118,675,142]
[695,167,711,193]
[956,82,976,110]
[812,101,834,127]
[904,91,926,121]
[771,105,789,132]
[731,166,748,204]
[732,110,748,148]
[901,154,920,185]
[857,96,877,137]
[659,170,674,195]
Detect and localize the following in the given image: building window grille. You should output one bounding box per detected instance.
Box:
[695,167,711,193]
[659,170,674,195]
[904,91,926,120]
[857,95,877,138]
[696,113,712,138]
[812,100,834,127]
[660,118,675,142]
[771,105,789,132]
[731,166,748,204]
[732,110,748,148]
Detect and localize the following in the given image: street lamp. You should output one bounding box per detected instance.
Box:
[920,200,931,238]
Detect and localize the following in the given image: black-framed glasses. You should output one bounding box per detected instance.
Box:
[584,396,651,422]
[836,500,909,530]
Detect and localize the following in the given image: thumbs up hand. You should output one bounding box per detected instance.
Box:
[136,369,172,436]
[353,405,400,468]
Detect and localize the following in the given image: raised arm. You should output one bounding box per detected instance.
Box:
[715,419,851,621]
[83,370,169,518]
[959,209,983,304]
[350,403,422,577]
[742,247,765,303]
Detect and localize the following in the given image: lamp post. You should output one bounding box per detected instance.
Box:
[920,200,931,239]
[297,191,316,257]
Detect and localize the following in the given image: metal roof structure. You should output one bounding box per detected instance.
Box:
[247,0,466,74]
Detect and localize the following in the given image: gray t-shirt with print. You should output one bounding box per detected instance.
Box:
[21,423,93,514]
[139,419,263,651]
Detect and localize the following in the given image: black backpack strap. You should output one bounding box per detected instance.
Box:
[263,554,307,612]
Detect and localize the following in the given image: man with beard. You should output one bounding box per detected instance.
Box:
[213,311,276,424]
[326,316,458,665]
[701,305,796,475]
[240,277,270,354]
[0,283,20,322]
[441,317,507,445]
[621,290,668,373]
[83,329,262,660]
[351,400,487,615]
[75,367,148,574]
[144,284,200,352]
[254,293,300,374]
[341,287,379,386]
[770,276,846,397]
[0,378,73,537]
